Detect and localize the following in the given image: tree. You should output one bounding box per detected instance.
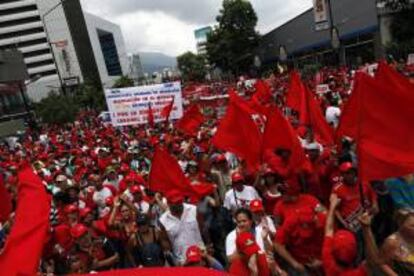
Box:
[35,92,79,125]
[112,75,134,88]
[177,52,207,82]
[74,82,107,111]
[206,0,260,75]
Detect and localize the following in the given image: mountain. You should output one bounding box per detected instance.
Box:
[138,52,177,74]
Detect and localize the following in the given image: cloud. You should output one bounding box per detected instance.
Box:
[80,0,312,56]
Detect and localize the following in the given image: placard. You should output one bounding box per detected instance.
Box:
[105,82,183,126]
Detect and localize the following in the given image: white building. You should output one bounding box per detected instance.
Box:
[0,0,128,102]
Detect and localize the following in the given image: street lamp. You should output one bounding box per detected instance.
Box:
[41,0,67,94]
[326,0,342,65]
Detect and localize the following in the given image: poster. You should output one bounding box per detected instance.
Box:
[313,0,329,31]
[104,82,183,127]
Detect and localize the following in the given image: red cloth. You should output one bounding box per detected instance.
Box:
[332,182,377,220]
[262,107,309,173]
[275,213,324,263]
[337,63,414,181]
[212,91,262,173]
[252,79,272,104]
[176,104,205,136]
[273,194,321,224]
[0,166,51,275]
[229,254,270,276]
[0,175,12,223]
[75,267,228,276]
[161,97,175,121]
[322,237,368,276]
[148,146,193,196]
[286,71,334,145]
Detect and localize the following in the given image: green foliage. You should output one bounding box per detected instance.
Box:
[177,51,207,82]
[35,91,79,125]
[112,75,134,88]
[386,6,414,60]
[206,0,260,75]
[73,82,107,111]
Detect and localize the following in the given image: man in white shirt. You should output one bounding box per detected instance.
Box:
[159,190,206,265]
[91,175,113,217]
[325,101,341,128]
[223,172,261,214]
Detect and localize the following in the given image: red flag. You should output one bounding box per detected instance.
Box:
[176,104,204,136]
[338,64,414,181]
[286,71,334,145]
[148,147,193,195]
[161,97,175,121]
[252,79,272,104]
[212,91,262,172]
[0,175,12,223]
[147,103,154,127]
[286,71,306,113]
[262,107,309,172]
[0,166,51,275]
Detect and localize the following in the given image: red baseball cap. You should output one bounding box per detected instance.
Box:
[64,204,79,214]
[130,185,141,195]
[214,154,226,163]
[70,223,88,239]
[185,245,202,264]
[79,207,92,218]
[332,230,357,265]
[105,196,114,206]
[339,162,354,173]
[249,199,264,213]
[166,190,184,205]
[231,172,244,183]
[120,164,130,173]
[236,232,260,257]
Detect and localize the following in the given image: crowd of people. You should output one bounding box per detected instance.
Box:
[0,60,414,276]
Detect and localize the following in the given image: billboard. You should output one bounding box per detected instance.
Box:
[104,82,183,127]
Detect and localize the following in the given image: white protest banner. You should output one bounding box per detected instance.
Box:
[104,82,183,127]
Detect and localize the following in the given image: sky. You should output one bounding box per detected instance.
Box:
[80,0,312,57]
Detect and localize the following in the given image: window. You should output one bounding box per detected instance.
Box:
[97,29,122,76]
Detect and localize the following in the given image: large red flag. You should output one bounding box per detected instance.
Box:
[148,147,193,195]
[286,71,334,145]
[337,65,414,181]
[0,175,12,223]
[0,166,51,275]
[212,91,262,172]
[262,107,309,172]
[252,79,272,104]
[286,71,306,113]
[161,97,175,121]
[176,104,205,136]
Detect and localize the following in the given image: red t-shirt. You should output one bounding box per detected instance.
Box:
[322,236,368,276]
[275,216,324,263]
[273,194,322,224]
[229,254,270,276]
[332,182,377,220]
[263,191,281,215]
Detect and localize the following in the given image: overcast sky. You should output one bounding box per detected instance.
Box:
[80,0,312,57]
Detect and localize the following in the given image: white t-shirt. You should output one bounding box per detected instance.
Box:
[223,186,261,213]
[225,216,276,256]
[93,187,113,215]
[159,203,204,265]
[325,106,341,128]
